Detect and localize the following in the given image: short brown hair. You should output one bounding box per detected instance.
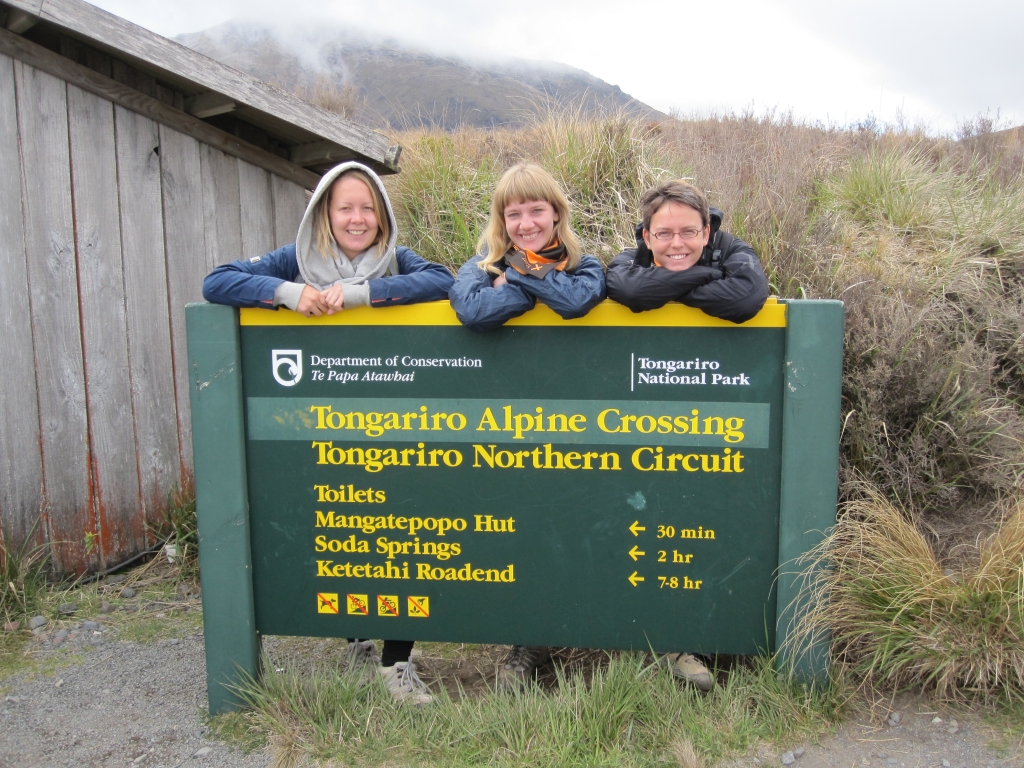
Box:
[640,181,709,231]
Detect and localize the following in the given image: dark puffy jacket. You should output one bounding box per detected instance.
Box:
[202,244,454,309]
[449,253,606,333]
[606,208,769,324]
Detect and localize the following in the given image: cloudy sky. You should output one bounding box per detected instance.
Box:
[90,0,1021,133]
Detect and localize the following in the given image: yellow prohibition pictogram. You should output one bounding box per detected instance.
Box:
[377,595,400,617]
[346,594,369,615]
[317,593,339,614]
[407,596,430,618]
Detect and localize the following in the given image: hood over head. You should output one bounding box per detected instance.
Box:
[294,161,399,291]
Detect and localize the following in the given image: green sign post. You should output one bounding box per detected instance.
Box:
[186,298,843,714]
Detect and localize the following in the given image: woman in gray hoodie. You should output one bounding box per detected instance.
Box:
[203,161,452,316]
[204,162,452,706]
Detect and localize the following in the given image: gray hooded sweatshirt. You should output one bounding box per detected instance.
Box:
[273,161,399,310]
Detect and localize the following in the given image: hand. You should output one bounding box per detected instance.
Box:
[296,285,329,317]
[492,272,508,288]
[321,284,345,314]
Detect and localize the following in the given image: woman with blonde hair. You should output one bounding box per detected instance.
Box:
[203,161,452,317]
[448,163,605,332]
[448,163,603,689]
[203,162,453,707]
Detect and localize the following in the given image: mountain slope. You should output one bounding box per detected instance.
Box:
[176,22,663,129]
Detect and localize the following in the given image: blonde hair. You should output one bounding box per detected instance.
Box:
[314,169,390,259]
[476,163,582,275]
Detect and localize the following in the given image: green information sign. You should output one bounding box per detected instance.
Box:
[186,299,843,713]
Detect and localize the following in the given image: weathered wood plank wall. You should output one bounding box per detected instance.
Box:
[114,107,180,522]
[0,53,44,553]
[272,175,308,249]
[160,126,208,475]
[68,83,145,568]
[0,59,309,575]
[15,61,91,576]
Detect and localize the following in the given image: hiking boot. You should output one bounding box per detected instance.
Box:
[496,645,550,691]
[344,640,380,682]
[661,652,713,691]
[378,661,433,706]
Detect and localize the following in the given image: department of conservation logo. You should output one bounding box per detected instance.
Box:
[271,349,302,387]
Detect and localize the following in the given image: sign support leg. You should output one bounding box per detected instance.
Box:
[186,303,259,713]
[775,300,844,685]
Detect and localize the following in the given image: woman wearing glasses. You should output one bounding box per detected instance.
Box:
[605,180,768,324]
[604,180,768,691]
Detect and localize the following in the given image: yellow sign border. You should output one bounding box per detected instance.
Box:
[240,297,786,328]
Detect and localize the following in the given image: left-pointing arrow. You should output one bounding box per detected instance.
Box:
[628,545,646,561]
[628,571,644,587]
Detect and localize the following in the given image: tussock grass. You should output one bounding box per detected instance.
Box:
[797,490,1024,699]
[292,74,362,120]
[386,107,678,269]
[384,131,501,271]
[0,519,49,624]
[157,484,200,582]
[1,485,197,626]
[817,148,1024,526]
[232,652,841,767]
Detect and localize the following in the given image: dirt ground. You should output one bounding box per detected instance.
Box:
[722,693,1024,768]
[1,569,1021,768]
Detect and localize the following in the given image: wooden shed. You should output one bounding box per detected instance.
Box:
[0,0,400,575]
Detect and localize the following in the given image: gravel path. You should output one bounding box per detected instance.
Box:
[0,631,269,768]
[721,689,1022,768]
[1,617,1020,768]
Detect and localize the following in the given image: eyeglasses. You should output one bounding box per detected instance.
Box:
[649,227,705,242]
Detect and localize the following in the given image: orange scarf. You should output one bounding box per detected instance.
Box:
[504,239,568,279]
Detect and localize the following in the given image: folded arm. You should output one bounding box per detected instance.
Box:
[606,251,721,312]
[202,245,301,309]
[448,256,536,332]
[368,247,455,306]
[681,240,769,324]
[506,254,607,319]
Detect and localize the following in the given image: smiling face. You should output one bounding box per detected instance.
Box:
[503,199,558,252]
[328,175,380,259]
[643,201,710,272]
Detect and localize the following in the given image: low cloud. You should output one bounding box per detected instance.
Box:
[93,0,1022,131]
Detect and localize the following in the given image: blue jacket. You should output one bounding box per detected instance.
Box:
[202,244,454,309]
[449,254,606,333]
